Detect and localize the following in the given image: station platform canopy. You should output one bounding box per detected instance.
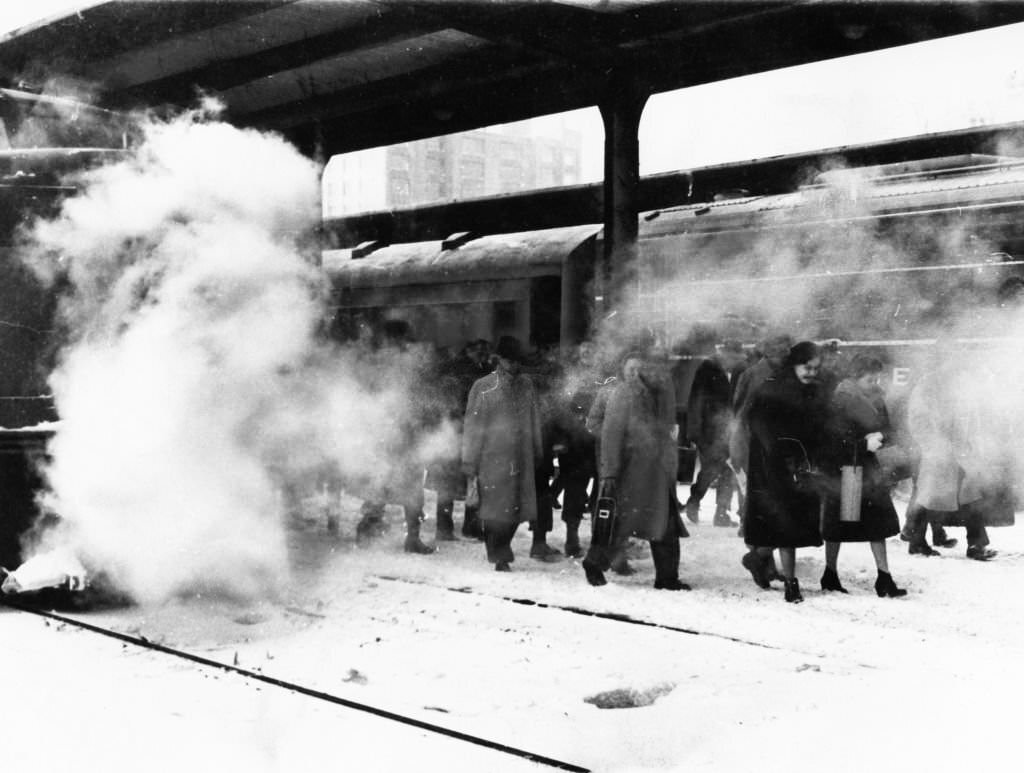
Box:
[1,1,1024,159]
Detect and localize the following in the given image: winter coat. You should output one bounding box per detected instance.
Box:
[599,376,686,542]
[907,372,984,512]
[686,357,741,449]
[820,378,900,542]
[728,357,776,472]
[461,370,543,525]
[743,370,825,549]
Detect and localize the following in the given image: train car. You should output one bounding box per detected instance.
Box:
[323,224,599,354]
[0,86,129,569]
[325,153,1024,386]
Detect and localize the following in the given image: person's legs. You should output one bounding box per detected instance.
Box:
[965,505,996,560]
[779,547,803,603]
[821,541,847,592]
[651,513,688,590]
[485,521,518,569]
[871,540,907,597]
[435,498,456,540]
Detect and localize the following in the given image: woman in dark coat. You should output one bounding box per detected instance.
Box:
[744,341,825,603]
[820,354,907,597]
[583,351,690,590]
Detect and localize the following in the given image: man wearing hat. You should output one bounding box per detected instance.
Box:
[461,336,546,570]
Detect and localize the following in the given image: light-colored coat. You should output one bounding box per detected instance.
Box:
[907,372,983,512]
[462,371,543,525]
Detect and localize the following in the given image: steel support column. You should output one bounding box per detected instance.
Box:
[599,76,648,314]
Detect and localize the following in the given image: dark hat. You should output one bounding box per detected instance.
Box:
[495,335,525,363]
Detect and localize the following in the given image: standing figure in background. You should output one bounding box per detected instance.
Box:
[583,351,690,590]
[550,343,601,558]
[441,339,493,540]
[732,333,792,585]
[354,319,435,555]
[461,336,544,571]
[820,354,907,597]
[525,344,566,561]
[743,341,826,603]
[905,348,998,561]
[684,339,747,527]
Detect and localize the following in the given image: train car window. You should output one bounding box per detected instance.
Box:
[494,300,517,334]
[529,276,562,349]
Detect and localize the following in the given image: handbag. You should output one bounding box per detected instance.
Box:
[839,464,863,522]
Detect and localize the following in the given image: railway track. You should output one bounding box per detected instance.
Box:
[373,573,880,668]
[0,596,590,772]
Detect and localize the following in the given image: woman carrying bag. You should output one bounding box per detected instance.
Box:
[821,354,907,598]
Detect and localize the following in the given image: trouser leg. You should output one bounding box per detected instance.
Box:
[965,507,990,549]
[714,465,735,516]
[462,504,483,539]
[650,514,681,584]
[436,498,455,538]
[483,521,518,564]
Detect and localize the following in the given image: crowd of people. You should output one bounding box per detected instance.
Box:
[345,322,1020,604]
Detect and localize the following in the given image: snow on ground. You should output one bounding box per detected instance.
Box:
[5,488,1024,773]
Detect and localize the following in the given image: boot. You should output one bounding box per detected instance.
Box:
[654,578,691,591]
[564,523,582,558]
[784,578,803,603]
[684,498,700,524]
[741,551,770,589]
[530,539,562,562]
[582,558,607,586]
[875,571,908,598]
[931,523,957,548]
[713,509,738,527]
[966,545,998,561]
[820,567,848,594]
[908,541,940,557]
[610,556,637,576]
[404,519,435,555]
[495,560,511,572]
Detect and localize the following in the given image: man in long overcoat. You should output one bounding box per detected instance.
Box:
[461,336,543,571]
[583,351,690,590]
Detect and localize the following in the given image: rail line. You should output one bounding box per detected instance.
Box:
[1,597,589,773]
[373,573,878,668]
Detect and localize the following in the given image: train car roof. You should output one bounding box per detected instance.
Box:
[323,223,599,288]
[638,154,1024,238]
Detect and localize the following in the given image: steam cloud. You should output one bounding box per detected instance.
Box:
[20,105,453,605]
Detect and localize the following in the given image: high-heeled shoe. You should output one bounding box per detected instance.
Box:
[820,567,849,594]
[784,578,803,603]
[875,571,908,598]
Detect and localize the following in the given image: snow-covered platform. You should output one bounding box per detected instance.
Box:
[4,495,1024,772]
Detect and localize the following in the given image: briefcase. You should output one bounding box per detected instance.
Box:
[591,496,617,548]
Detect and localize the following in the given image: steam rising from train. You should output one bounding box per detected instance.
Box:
[19,103,454,604]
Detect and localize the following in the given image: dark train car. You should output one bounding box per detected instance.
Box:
[325,153,1024,387]
[324,224,599,354]
[0,86,129,569]
[628,153,1024,392]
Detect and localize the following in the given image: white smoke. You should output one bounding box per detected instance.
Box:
[20,106,452,605]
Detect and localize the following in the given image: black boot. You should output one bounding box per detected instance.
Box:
[784,578,803,603]
[820,567,848,594]
[404,518,435,554]
[582,558,607,586]
[741,551,770,589]
[909,541,940,556]
[875,571,908,598]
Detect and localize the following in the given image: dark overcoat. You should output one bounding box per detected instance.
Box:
[599,376,687,542]
[820,378,900,542]
[744,371,825,549]
[461,371,543,525]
